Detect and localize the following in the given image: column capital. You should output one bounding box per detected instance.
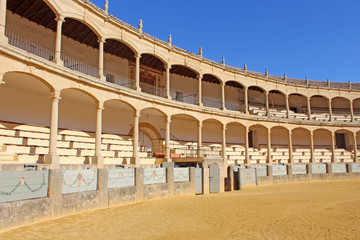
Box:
[97,101,104,110]
[198,73,203,80]
[98,37,106,44]
[136,52,141,59]
[198,121,203,128]
[134,110,141,118]
[55,14,65,22]
[50,90,61,101]
[165,115,172,123]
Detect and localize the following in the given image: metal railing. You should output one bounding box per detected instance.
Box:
[5,28,54,61]
[175,94,198,105]
[61,54,98,78]
[140,82,166,98]
[202,98,222,109]
[104,72,135,89]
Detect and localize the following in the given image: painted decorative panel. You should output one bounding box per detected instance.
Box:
[239,168,256,186]
[331,163,347,173]
[292,165,307,175]
[0,170,49,203]
[311,164,327,174]
[143,168,166,185]
[174,168,190,182]
[272,165,287,176]
[351,163,360,173]
[255,166,267,177]
[108,168,135,189]
[62,169,97,194]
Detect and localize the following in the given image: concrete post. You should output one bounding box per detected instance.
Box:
[307,163,313,181]
[219,167,225,193]
[328,98,333,121]
[203,167,209,195]
[287,165,293,182]
[166,167,174,197]
[48,169,63,218]
[98,38,105,80]
[221,82,226,110]
[350,100,355,122]
[198,73,203,106]
[97,168,109,209]
[132,111,140,167]
[45,91,61,168]
[267,165,274,184]
[265,92,270,116]
[197,121,202,157]
[0,0,8,43]
[307,97,311,120]
[135,168,144,202]
[285,94,290,118]
[53,15,64,65]
[135,53,141,91]
[331,131,336,163]
[189,167,196,194]
[267,129,272,165]
[227,166,234,191]
[166,65,171,99]
[165,115,171,162]
[244,126,249,164]
[244,86,249,114]
[310,132,315,163]
[93,102,104,167]
[288,130,293,164]
[353,132,358,163]
[222,124,227,172]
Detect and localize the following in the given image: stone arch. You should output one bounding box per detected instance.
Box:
[103,99,136,135]
[128,122,162,153]
[62,14,103,39]
[104,36,139,56]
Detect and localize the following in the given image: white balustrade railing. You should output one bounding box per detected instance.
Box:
[5,28,54,61]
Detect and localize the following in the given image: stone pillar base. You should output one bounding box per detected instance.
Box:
[97,168,109,209]
[0,35,8,44]
[130,156,140,167]
[44,153,60,169]
[99,74,106,81]
[92,155,104,168]
[48,169,63,218]
[53,58,63,66]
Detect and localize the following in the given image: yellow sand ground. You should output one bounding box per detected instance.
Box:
[2,179,360,240]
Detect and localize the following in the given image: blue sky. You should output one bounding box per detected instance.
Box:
[91,0,360,83]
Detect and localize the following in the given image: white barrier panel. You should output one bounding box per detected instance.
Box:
[331,163,347,173]
[255,166,267,177]
[62,169,97,194]
[272,165,287,176]
[311,164,327,174]
[239,168,256,186]
[292,165,307,175]
[351,163,360,173]
[144,168,166,185]
[174,168,190,182]
[0,170,49,203]
[108,168,135,189]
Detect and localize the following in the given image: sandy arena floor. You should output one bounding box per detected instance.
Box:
[2,179,360,240]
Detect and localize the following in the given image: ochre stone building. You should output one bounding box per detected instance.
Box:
[0,0,359,171]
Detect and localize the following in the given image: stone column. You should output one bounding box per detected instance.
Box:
[221,82,226,110]
[198,73,203,106]
[166,65,171,99]
[331,131,336,163]
[197,121,202,157]
[285,94,290,118]
[53,15,64,65]
[0,0,8,43]
[267,129,272,165]
[328,98,333,121]
[244,126,249,164]
[265,91,270,116]
[288,130,293,164]
[45,91,61,168]
[133,111,140,167]
[350,100,355,122]
[98,38,105,80]
[307,97,311,120]
[222,124,227,169]
[93,102,104,168]
[244,86,249,114]
[165,115,171,162]
[353,132,358,163]
[97,168,109,209]
[310,131,314,163]
[135,53,141,91]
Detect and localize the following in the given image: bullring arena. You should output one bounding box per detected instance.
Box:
[0,0,360,238]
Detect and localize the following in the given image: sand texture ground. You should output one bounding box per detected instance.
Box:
[1,179,360,240]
